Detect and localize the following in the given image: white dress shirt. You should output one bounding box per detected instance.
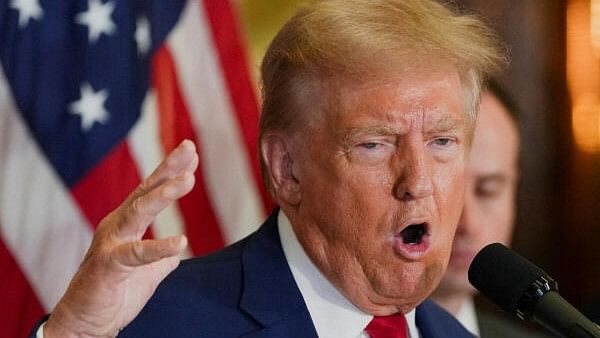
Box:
[278,211,420,338]
[36,323,44,337]
[455,298,481,337]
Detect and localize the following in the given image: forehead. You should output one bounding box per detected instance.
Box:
[469,92,519,173]
[325,70,466,129]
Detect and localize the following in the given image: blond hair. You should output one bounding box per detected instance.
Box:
[259,0,507,190]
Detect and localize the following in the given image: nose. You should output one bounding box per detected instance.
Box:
[393,142,434,201]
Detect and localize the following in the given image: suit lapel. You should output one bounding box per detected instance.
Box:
[416,300,476,338]
[238,210,318,338]
[416,301,446,338]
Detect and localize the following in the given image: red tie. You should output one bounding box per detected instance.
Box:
[365,313,408,338]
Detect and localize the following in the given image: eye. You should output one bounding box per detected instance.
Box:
[428,136,460,162]
[475,178,504,198]
[432,137,453,146]
[347,140,395,165]
[429,137,458,151]
[475,185,500,198]
[360,142,380,149]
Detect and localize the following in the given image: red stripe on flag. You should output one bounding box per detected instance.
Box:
[71,142,153,239]
[0,234,45,338]
[201,0,274,212]
[152,46,225,255]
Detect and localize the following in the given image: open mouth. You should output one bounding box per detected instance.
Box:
[400,223,427,245]
[394,222,430,259]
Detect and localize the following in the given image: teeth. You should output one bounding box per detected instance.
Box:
[401,223,426,245]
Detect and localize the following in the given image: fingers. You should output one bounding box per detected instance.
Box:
[120,170,195,238]
[112,235,188,267]
[132,140,199,201]
[111,140,198,238]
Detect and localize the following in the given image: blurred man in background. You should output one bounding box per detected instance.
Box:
[431,82,549,337]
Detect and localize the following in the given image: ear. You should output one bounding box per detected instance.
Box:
[261,134,301,206]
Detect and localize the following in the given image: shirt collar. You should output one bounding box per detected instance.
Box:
[277,210,419,338]
[455,298,480,336]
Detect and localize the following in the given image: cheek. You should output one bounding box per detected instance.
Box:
[434,164,466,219]
[432,164,465,250]
[483,197,515,244]
[306,151,395,211]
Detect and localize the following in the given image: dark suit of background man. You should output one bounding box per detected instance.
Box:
[34,0,506,337]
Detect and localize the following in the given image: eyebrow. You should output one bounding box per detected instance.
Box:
[476,174,508,183]
[424,115,465,133]
[340,126,400,146]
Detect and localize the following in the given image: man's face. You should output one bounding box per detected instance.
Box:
[437,91,519,295]
[286,69,469,315]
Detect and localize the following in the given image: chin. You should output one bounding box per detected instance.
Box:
[356,292,421,316]
[374,261,443,310]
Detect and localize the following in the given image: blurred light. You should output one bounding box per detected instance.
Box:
[591,0,600,55]
[572,94,600,152]
[567,0,600,152]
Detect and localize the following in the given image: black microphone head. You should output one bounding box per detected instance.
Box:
[468,243,554,318]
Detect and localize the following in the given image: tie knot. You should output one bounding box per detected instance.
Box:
[365,313,408,338]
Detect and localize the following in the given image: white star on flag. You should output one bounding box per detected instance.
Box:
[76,0,116,44]
[135,16,152,55]
[10,0,43,28]
[69,82,110,131]
[135,16,151,55]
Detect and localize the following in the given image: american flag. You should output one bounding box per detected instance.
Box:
[0,0,272,336]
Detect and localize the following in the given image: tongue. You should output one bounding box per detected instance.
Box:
[401,224,425,244]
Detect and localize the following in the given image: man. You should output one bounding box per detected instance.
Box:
[36,0,505,337]
[430,83,549,337]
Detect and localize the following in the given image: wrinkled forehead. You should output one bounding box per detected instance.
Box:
[337,71,461,103]
[321,69,467,124]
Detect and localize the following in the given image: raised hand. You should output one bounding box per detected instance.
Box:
[43,140,199,338]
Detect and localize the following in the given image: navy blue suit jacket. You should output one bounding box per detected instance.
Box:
[118,210,474,337]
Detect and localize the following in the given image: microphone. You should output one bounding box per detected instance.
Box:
[468,243,600,338]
